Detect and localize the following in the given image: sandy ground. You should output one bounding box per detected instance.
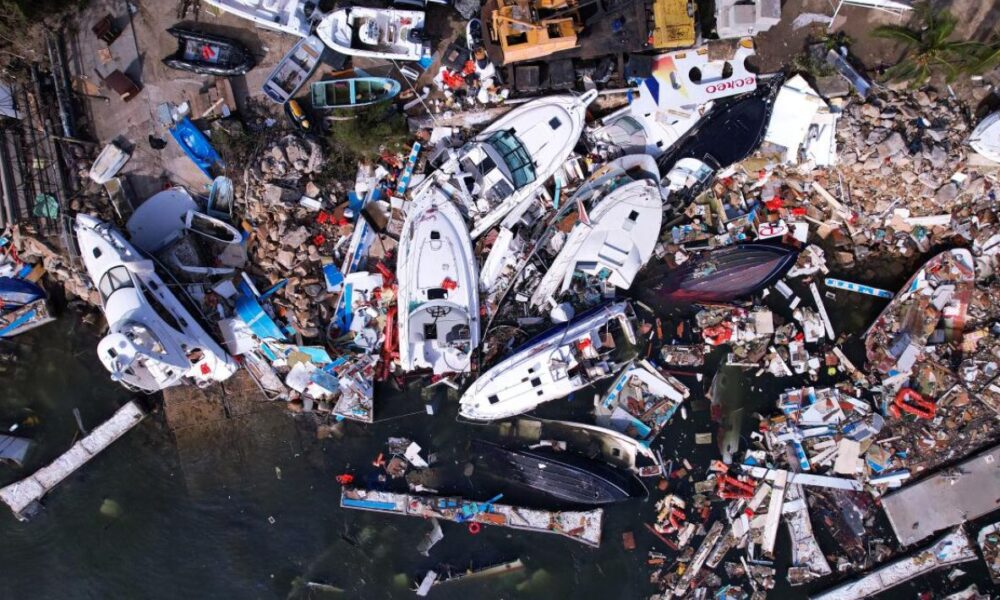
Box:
[65,0,301,199]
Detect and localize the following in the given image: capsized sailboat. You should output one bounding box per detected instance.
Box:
[75,214,238,392]
[397,185,480,374]
[416,90,596,239]
[317,7,429,61]
[459,301,636,421]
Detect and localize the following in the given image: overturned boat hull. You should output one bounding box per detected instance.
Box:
[647,244,798,305]
[473,440,647,505]
[317,7,429,61]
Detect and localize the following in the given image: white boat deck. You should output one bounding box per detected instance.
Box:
[0,401,145,520]
[340,488,603,547]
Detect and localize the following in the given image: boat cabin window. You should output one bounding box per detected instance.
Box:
[485,130,536,189]
[98,266,134,304]
[140,281,185,332]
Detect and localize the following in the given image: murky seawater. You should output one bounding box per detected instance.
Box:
[0,257,997,599]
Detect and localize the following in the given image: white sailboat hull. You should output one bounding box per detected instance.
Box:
[459,302,634,420]
[75,214,238,392]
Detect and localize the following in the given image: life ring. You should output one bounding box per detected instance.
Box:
[468,522,481,535]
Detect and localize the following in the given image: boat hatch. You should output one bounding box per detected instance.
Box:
[485,130,536,189]
[427,288,446,300]
[549,117,562,130]
[423,322,437,340]
[488,395,500,404]
[98,266,134,304]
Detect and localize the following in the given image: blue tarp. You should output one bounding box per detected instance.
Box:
[169,117,220,179]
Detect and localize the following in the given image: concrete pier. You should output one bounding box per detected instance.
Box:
[0,401,145,521]
[881,444,1000,546]
[341,488,603,547]
[811,528,978,600]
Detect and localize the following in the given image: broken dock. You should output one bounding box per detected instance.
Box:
[0,401,145,521]
[881,444,1000,546]
[340,488,603,547]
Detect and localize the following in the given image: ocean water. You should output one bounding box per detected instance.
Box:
[0,264,997,599]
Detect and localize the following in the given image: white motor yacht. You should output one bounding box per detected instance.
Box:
[418,90,597,239]
[969,111,1000,163]
[317,7,429,61]
[202,0,318,37]
[397,184,480,374]
[459,302,635,421]
[75,214,239,392]
[530,156,663,308]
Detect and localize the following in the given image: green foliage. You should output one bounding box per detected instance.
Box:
[872,2,988,87]
[321,103,409,182]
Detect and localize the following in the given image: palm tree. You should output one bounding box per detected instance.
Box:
[872,2,987,87]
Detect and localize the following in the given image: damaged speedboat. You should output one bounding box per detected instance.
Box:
[420,91,596,239]
[0,277,55,337]
[459,301,636,421]
[529,165,663,308]
[473,440,647,505]
[317,7,429,61]
[597,360,689,445]
[162,26,255,76]
[75,214,238,392]
[865,248,975,375]
[262,35,325,104]
[125,187,245,281]
[397,185,480,374]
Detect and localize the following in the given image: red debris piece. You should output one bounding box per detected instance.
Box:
[441,278,458,291]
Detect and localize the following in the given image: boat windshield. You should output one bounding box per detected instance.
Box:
[485,130,535,189]
[98,266,135,304]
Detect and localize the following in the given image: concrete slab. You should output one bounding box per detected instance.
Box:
[881,444,1000,546]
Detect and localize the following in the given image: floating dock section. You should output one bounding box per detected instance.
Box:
[340,488,603,547]
[0,401,145,521]
[881,444,1000,546]
[811,528,977,600]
